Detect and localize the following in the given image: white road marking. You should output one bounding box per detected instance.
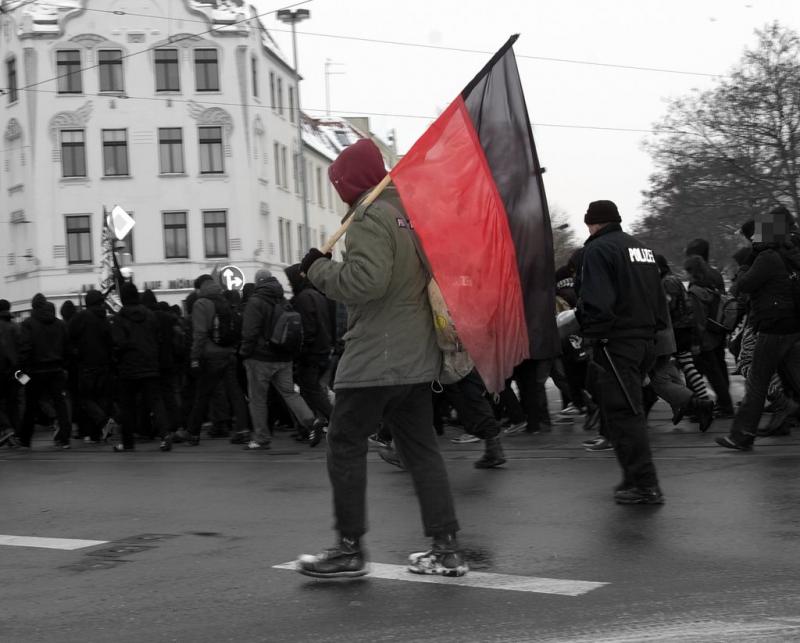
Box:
[0,535,108,550]
[274,561,607,596]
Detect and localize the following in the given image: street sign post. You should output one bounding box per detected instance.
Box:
[220,265,245,292]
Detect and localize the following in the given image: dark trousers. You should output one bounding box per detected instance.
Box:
[295,355,333,421]
[0,373,22,433]
[118,377,168,448]
[694,344,732,411]
[732,332,800,440]
[19,370,71,447]
[75,367,112,440]
[443,369,501,439]
[589,338,658,489]
[187,356,249,436]
[514,358,553,431]
[328,384,459,539]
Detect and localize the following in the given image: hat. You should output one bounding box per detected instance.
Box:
[120,282,140,306]
[85,290,104,307]
[254,268,272,284]
[0,299,10,313]
[584,200,621,225]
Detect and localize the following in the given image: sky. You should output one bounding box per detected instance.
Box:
[254,0,800,234]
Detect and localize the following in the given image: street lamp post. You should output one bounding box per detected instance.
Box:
[277,8,311,255]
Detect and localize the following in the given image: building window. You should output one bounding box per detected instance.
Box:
[66,215,92,264]
[278,217,292,264]
[203,210,228,258]
[316,166,324,207]
[199,126,224,174]
[158,127,184,174]
[281,145,288,189]
[98,49,123,92]
[60,129,86,177]
[273,141,280,185]
[292,149,299,193]
[56,50,82,94]
[155,49,179,92]
[6,57,17,103]
[251,55,258,97]
[102,129,129,176]
[163,211,188,259]
[288,86,295,123]
[269,71,275,111]
[277,77,283,116]
[194,49,219,92]
[328,181,334,211]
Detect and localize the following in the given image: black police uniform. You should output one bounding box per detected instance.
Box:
[577,223,668,492]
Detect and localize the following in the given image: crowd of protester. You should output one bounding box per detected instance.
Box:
[1,207,799,462]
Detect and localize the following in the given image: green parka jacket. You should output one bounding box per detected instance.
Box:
[308,186,440,389]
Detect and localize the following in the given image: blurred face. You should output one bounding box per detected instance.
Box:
[752,211,789,244]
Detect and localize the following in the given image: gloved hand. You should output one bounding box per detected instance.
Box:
[300,248,332,275]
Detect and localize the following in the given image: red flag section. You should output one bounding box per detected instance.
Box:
[391,35,559,393]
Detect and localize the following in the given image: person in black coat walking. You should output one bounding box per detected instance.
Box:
[109,283,171,452]
[716,206,800,450]
[18,293,72,449]
[285,264,334,424]
[67,290,113,443]
[0,299,22,443]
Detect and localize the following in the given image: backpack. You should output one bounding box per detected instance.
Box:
[663,274,695,329]
[704,289,741,335]
[209,298,241,347]
[268,300,304,355]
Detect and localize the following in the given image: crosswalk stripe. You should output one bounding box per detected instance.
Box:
[0,535,108,550]
[273,561,607,596]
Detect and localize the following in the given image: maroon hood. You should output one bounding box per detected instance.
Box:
[328,139,387,206]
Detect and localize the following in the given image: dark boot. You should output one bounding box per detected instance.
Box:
[474,436,506,469]
[296,536,367,578]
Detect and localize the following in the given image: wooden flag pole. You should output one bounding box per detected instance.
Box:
[321,173,393,254]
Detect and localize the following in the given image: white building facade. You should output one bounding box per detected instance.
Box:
[0,0,372,312]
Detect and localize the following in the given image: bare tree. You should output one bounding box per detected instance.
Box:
[635,23,800,271]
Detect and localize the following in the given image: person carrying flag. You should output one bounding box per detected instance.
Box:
[294,138,467,579]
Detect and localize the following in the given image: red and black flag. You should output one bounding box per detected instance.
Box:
[390,35,559,393]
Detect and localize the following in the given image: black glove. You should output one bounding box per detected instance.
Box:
[300,248,331,275]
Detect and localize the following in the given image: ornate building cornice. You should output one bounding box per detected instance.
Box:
[48,100,92,141]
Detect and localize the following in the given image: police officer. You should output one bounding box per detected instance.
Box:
[577,200,669,504]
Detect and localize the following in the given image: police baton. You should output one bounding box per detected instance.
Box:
[601,344,641,416]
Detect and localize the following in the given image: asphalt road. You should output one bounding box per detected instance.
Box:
[3,382,800,642]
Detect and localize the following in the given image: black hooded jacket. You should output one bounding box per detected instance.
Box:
[68,303,112,369]
[731,240,800,334]
[285,264,334,358]
[20,294,69,373]
[110,304,161,379]
[240,276,292,361]
[0,309,21,376]
[577,224,668,341]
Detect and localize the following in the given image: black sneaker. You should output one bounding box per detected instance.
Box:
[614,486,664,505]
[715,434,753,451]
[696,399,715,433]
[112,444,135,452]
[377,445,405,469]
[159,436,173,452]
[474,437,506,469]
[229,431,250,445]
[296,538,367,578]
[187,435,200,447]
[308,419,327,448]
